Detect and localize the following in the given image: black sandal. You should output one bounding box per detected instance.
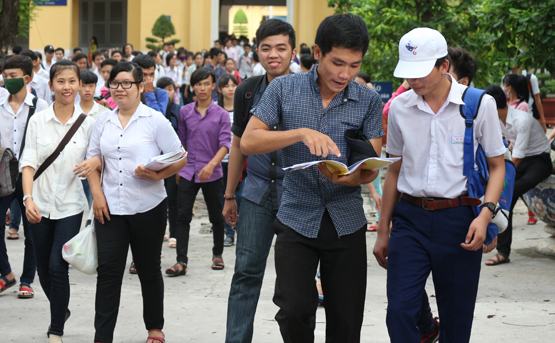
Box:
[165,263,186,277]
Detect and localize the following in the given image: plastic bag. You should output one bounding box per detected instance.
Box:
[62,210,97,274]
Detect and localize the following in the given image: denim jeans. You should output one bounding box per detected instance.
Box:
[9,198,22,230]
[222,162,243,240]
[0,178,36,285]
[30,212,83,336]
[225,195,277,343]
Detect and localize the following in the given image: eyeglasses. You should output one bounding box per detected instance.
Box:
[108,80,141,89]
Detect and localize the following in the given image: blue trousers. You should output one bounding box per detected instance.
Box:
[387,200,482,343]
[0,178,36,285]
[225,196,276,343]
[9,198,22,230]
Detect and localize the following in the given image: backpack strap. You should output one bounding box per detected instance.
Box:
[460,87,485,177]
[19,95,39,158]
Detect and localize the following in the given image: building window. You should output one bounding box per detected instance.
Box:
[79,0,127,49]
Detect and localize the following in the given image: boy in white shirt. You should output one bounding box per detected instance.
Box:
[0,54,48,298]
[79,70,109,118]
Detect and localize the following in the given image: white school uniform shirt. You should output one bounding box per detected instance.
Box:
[29,75,53,104]
[502,107,549,159]
[82,101,109,118]
[93,69,105,97]
[163,66,183,87]
[387,79,506,198]
[86,103,184,215]
[0,92,48,159]
[36,68,50,81]
[19,104,94,219]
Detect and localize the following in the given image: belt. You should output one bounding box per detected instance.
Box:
[400,193,480,211]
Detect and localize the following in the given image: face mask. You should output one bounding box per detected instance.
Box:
[4,77,25,95]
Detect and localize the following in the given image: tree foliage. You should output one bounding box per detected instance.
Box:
[146,15,180,51]
[0,0,37,53]
[327,0,555,88]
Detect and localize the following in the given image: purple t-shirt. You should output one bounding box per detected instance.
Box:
[178,102,231,183]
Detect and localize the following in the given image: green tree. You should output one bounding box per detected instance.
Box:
[146,15,180,51]
[0,0,37,53]
[233,9,249,37]
[327,0,555,87]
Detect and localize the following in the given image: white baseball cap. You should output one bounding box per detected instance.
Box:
[393,27,448,79]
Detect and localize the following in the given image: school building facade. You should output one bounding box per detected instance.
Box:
[29,0,334,52]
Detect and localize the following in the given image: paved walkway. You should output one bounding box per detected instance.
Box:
[2,197,554,342]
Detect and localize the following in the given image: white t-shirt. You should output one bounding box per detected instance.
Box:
[502,107,549,159]
[387,79,506,198]
[19,104,94,219]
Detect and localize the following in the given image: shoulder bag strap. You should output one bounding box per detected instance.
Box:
[33,113,87,180]
[19,95,39,157]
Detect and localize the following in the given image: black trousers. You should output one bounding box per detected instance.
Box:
[175,177,225,264]
[273,211,367,343]
[94,200,167,343]
[164,176,178,239]
[498,152,552,257]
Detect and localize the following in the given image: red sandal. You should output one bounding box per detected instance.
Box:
[0,276,17,293]
[18,284,34,299]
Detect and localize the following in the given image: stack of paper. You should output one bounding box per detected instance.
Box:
[145,150,187,171]
[283,157,400,176]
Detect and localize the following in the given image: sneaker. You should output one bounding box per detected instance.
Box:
[223,236,234,247]
[420,317,440,343]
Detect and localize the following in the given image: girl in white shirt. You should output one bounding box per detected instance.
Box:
[86,61,185,343]
[20,60,94,343]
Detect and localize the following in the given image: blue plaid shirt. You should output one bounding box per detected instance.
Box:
[253,66,383,238]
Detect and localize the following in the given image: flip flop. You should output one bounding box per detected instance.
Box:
[146,335,165,343]
[485,254,510,266]
[211,256,225,270]
[165,263,186,277]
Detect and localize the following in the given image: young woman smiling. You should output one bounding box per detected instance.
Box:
[86,62,185,343]
[20,60,95,343]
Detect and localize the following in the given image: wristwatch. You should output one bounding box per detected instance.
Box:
[480,202,496,215]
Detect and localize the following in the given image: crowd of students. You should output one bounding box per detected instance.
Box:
[0,12,553,343]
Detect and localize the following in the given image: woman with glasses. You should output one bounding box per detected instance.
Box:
[86,62,185,343]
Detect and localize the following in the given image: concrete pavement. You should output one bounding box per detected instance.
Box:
[2,197,555,342]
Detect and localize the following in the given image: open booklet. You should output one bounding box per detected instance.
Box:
[145,150,187,171]
[283,157,400,176]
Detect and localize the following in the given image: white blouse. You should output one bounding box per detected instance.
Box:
[87,103,183,215]
[19,104,94,219]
